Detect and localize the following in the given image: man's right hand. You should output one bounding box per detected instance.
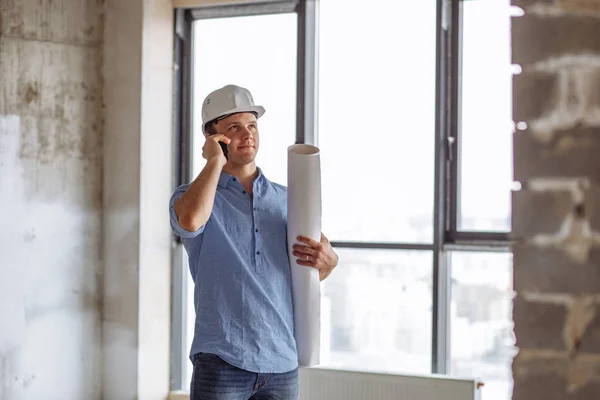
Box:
[175,134,230,232]
[202,134,230,165]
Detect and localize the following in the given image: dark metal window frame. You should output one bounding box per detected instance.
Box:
[171,8,194,390]
[171,0,511,390]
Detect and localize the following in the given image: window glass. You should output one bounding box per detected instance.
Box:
[319,0,437,243]
[192,14,298,185]
[320,249,433,374]
[449,251,515,400]
[458,0,513,231]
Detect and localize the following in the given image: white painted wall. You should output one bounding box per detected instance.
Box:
[0,0,173,398]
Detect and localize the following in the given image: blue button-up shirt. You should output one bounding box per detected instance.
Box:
[169,169,298,373]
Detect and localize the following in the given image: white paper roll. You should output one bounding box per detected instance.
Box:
[287,144,322,367]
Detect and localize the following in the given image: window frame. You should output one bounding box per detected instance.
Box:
[171,0,512,391]
[446,0,514,243]
[171,8,193,390]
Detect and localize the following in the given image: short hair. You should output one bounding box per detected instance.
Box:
[205,120,218,135]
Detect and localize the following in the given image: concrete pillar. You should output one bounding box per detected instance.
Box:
[511,0,600,398]
[103,0,173,398]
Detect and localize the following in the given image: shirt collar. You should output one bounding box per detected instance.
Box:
[217,167,265,188]
[218,172,235,188]
[256,167,266,183]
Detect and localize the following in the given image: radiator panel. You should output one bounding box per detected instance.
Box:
[299,368,481,400]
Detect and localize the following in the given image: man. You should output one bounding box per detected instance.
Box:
[169,84,339,400]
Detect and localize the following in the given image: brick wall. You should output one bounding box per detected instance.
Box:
[511,0,600,399]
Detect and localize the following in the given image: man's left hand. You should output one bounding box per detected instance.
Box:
[292,233,339,281]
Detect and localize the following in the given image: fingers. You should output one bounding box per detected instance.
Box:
[204,133,231,144]
[292,247,316,261]
[296,235,323,250]
[295,258,328,280]
[201,134,231,161]
[294,255,327,269]
[293,236,326,266]
[295,233,337,281]
[292,243,318,256]
[293,245,329,267]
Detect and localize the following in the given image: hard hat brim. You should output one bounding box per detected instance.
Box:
[203,105,266,133]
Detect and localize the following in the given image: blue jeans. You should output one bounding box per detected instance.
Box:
[190,353,299,400]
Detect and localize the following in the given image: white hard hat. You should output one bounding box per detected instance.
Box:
[201,84,266,133]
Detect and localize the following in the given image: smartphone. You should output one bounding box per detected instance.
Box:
[219,141,228,160]
[209,132,228,160]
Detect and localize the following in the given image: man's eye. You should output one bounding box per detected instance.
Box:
[249,124,256,130]
[229,126,238,131]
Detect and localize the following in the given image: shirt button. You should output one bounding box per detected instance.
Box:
[243,190,247,194]
[253,207,256,211]
[255,229,259,232]
[232,178,236,182]
[256,251,260,255]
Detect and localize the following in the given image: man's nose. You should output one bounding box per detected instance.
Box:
[242,127,254,140]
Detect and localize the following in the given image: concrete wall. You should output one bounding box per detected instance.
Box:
[0,0,104,398]
[0,0,173,399]
[103,0,173,398]
[511,0,600,399]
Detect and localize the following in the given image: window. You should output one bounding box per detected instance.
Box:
[191,13,298,185]
[444,3,515,398]
[173,1,515,398]
[172,5,300,388]
[316,0,437,377]
[455,0,514,233]
[449,251,516,400]
[321,249,432,375]
[319,0,437,244]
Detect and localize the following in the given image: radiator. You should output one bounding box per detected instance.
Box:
[299,368,482,400]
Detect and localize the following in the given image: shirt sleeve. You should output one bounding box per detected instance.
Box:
[169,184,206,239]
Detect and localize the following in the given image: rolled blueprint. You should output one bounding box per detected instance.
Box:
[287,144,322,367]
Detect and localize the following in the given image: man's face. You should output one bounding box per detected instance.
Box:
[214,112,260,165]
